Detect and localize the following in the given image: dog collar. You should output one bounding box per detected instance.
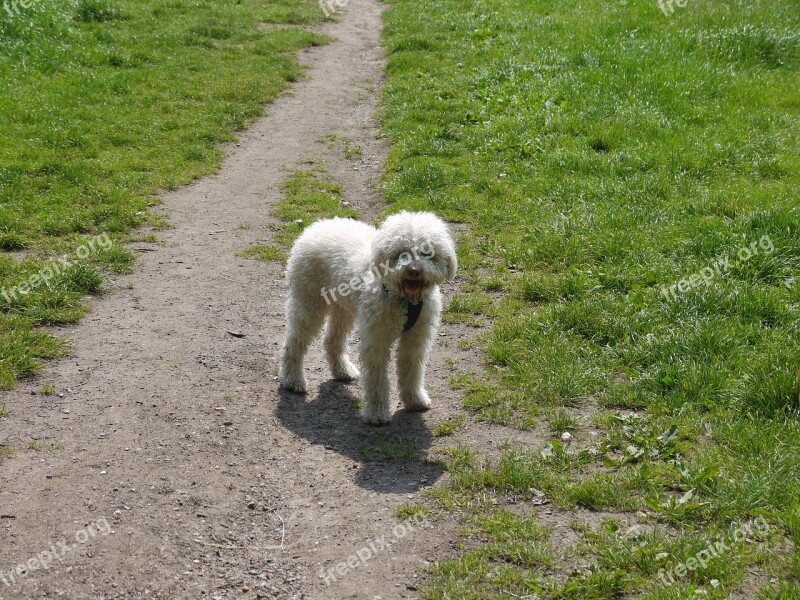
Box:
[382,283,423,331]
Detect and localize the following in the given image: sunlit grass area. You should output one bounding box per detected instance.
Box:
[238,163,359,263]
[381,0,800,596]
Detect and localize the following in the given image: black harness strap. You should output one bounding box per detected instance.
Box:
[382,283,423,331]
[402,300,423,331]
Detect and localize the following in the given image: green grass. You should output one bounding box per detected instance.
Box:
[238,244,287,263]
[0,0,329,388]
[266,165,360,252]
[546,407,578,434]
[27,441,64,451]
[397,503,429,521]
[240,164,360,263]
[381,0,800,596]
[359,434,417,461]
[433,414,466,437]
[320,133,364,160]
[425,509,553,599]
[239,163,360,263]
[0,404,11,461]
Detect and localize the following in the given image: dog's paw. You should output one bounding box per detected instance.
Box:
[402,390,431,412]
[331,358,360,382]
[362,405,392,426]
[280,373,308,394]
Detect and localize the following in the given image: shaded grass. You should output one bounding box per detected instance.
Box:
[359,434,417,461]
[0,0,329,388]
[381,0,800,596]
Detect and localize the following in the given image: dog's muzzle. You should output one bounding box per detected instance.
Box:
[401,264,425,297]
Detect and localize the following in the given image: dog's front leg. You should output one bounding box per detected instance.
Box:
[359,322,394,425]
[396,320,434,412]
[398,289,440,411]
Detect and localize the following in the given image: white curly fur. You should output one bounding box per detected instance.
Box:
[280,211,457,425]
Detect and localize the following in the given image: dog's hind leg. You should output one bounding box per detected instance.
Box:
[280,294,327,393]
[324,305,360,381]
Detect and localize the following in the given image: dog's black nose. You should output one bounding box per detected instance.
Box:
[406,265,422,278]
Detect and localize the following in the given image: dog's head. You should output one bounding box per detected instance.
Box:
[370,211,457,303]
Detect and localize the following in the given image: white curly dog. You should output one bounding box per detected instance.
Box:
[280,211,457,425]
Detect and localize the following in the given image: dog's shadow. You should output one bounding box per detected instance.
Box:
[276,381,444,493]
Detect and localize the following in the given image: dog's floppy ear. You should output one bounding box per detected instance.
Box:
[426,213,457,280]
[443,239,458,280]
[370,234,391,274]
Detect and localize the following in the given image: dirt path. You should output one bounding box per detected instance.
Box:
[0,1,554,597]
[0,2,483,599]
